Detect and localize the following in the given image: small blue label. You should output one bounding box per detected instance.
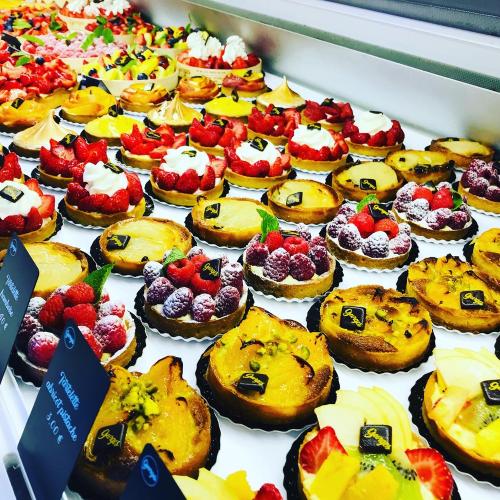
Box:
[140,454,159,487]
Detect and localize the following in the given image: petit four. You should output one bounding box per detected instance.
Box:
[119,82,171,113]
[84,114,144,147]
[256,76,305,110]
[60,86,117,123]
[178,75,220,103]
[146,92,202,132]
[470,228,500,288]
[247,104,300,146]
[221,68,268,98]
[429,137,494,170]
[458,159,499,214]
[300,98,354,132]
[204,95,253,121]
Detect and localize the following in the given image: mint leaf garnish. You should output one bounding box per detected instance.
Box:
[257,209,279,242]
[15,55,31,67]
[84,264,113,301]
[13,19,31,30]
[163,248,185,266]
[356,194,378,212]
[452,191,463,211]
[22,35,45,46]
[102,27,114,44]
[96,15,107,25]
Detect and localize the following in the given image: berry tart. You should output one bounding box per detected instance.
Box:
[256,76,305,110]
[141,247,249,339]
[266,179,343,224]
[221,68,268,98]
[177,75,220,104]
[318,285,432,371]
[120,123,187,170]
[98,217,192,276]
[60,86,117,124]
[191,197,273,248]
[0,151,24,183]
[188,116,247,157]
[0,178,57,250]
[201,306,334,428]
[470,228,500,289]
[64,160,146,227]
[325,197,413,270]
[287,124,349,173]
[150,146,226,207]
[458,159,500,214]
[204,95,253,121]
[39,135,108,189]
[300,98,354,132]
[422,347,500,478]
[247,104,300,146]
[119,82,171,113]
[224,137,293,189]
[84,113,144,147]
[72,356,215,499]
[146,92,202,132]
[429,137,494,170]
[331,159,404,202]
[342,111,405,157]
[293,387,455,500]
[405,255,500,333]
[243,212,336,299]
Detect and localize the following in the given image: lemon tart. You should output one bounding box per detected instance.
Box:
[61,86,117,124]
[256,76,305,110]
[204,95,253,121]
[84,114,145,147]
[119,82,171,113]
[177,76,220,104]
[470,228,500,288]
[146,92,202,132]
[429,137,494,170]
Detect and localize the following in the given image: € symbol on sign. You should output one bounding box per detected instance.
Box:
[140,454,159,487]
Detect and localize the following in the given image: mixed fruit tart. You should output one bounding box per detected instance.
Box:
[142,246,249,339]
[84,11,154,40]
[60,86,117,124]
[135,25,191,55]
[64,160,146,226]
[247,104,300,146]
[146,91,202,132]
[150,145,226,207]
[469,228,500,289]
[393,182,475,241]
[326,196,413,270]
[120,123,187,170]
[256,76,305,110]
[118,82,171,113]
[429,137,494,170]
[243,212,336,300]
[342,110,405,157]
[300,98,354,132]
[0,8,68,36]
[39,134,108,188]
[422,347,500,478]
[177,75,220,104]
[83,112,144,146]
[221,68,268,98]
[294,387,455,500]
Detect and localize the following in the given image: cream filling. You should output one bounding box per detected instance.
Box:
[396,209,472,232]
[326,232,408,260]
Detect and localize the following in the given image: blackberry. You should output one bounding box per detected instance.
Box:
[26,296,46,317]
[389,234,411,255]
[477,164,495,179]
[296,223,312,241]
[162,287,193,318]
[362,231,389,258]
[327,215,348,238]
[308,245,330,275]
[469,159,486,172]
[143,261,163,286]
[245,242,269,266]
[406,199,429,221]
[309,236,327,248]
[289,254,316,281]
[448,210,469,229]
[425,208,452,230]
[337,223,362,251]
[17,315,42,352]
[263,248,290,282]
[220,262,244,292]
[146,277,175,305]
[191,293,216,322]
[215,286,241,317]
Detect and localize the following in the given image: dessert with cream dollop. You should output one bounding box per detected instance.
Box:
[56,0,132,18]
[146,92,202,132]
[301,98,354,132]
[204,95,253,120]
[221,68,268,98]
[61,86,117,124]
[177,75,220,104]
[256,76,305,110]
[247,104,300,146]
[84,113,144,147]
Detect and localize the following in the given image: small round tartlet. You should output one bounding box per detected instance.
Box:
[146,92,203,132]
[60,86,117,124]
[256,76,305,110]
[221,68,268,98]
[300,97,354,132]
[471,228,500,288]
[119,82,170,113]
[319,285,432,371]
[84,114,145,147]
[203,95,253,121]
[177,75,220,104]
[429,137,494,170]
[247,104,300,146]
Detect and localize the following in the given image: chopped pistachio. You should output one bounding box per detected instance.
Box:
[249,360,261,372]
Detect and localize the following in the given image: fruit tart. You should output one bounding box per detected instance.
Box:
[135,25,190,57]
[150,146,226,207]
[84,113,144,147]
[0,178,56,250]
[39,135,108,189]
[422,347,500,478]
[177,75,220,104]
[287,124,349,172]
[318,285,432,371]
[14,266,138,385]
[72,356,215,499]
[247,104,300,146]
[429,137,494,170]
[188,116,247,157]
[256,76,305,110]
[146,92,202,132]
[191,197,273,248]
[142,246,249,339]
[325,198,413,270]
[300,98,354,132]
[201,306,334,428]
[294,387,455,500]
[84,11,153,42]
[64,160,146,227]
[60,86,117,124]
[0,150,24,183]
[118,82,170,113]
[120,123,186,170]
[243,213,336,299]
[224,137,293,189]
[342,111,405,157]
[266,179,343,224]
[204,95,253,121]
[99,217,192,275]
[221,68,268,98]
[470,228,500,288]
[458,159,500,214]
[331,159,404,202]
[11,110,77,159]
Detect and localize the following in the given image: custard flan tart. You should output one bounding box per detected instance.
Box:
[429,137,494,170]
[60,86,117,124]
[470,228,500,288]
[84,114,145,147]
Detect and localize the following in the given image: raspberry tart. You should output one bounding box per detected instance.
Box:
[146,92,202,132]
[119,82,171,113]
[300,98,354,132]
[429,137,494,170]
[224,137,293,189]
[64,160,146,227]
[342,111,405,157]
[325,197,413,270]
[120,124,187,170]
[39,135,108,189]
[247,104,300,146]
[84,113,145,147]
[221,68,268,98]
[287,124,349,172]
[256,76,305,110]
[177,75,220,104]
[243,212,336,299]
[204,95,253,121]
[393,182,476,241]
[60,86,117,124]
[458,159,500,214]
[188,116,247,157]
[150,146,226,207]
[141,247,249,339]
[470,228,500,289]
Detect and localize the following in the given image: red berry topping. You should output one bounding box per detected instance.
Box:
[146,277,175,305]
[412,186,434,203]
[245,242,269,266]
[254,483,283,500]
[64,282,95,306]
[154,169,179,190]
[125,172,144,205]
[430,188,453,210]
[299,426,346,473]
[24,207,43,233]
[199,165,216,191]
[308,245,331,275]
[215,285,241,317]
[191,293,216,322]
[190,253,210,272]
[175,168,200,194]
[38,295,65,329]
[348,212,375,238]
[166,258,196,287]
[63,303,97,330]
[27,332,59,368]
[190,272,221,297]
[283,236,309,256]
[94,315,127,353]
[162,287,193,318]
[17,315,42,352]
[101,189,129,214]
[263,248,290,282]
[98,300,126,319]
[82,330,103,359]
[220,262,244,293]
[263,230,284,252]
[374,218,399,239]
[289,253,316,281]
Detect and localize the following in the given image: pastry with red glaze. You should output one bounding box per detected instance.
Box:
[301,98,354,132]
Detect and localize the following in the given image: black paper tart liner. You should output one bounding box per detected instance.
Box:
[463,239,474,262]
[143,116,160,129]
[30,166,68,192]
[230,169,297,192]
[282,424,462,500]
[409,372,500,488]
[8,142,40,161]
[134,285,255,342]
[195,341,340,432]
[495,336,500,360]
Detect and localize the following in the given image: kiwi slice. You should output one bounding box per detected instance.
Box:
[459,396,500,432]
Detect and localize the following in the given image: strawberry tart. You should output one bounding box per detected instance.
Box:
[0,150,24,183]
[300,98,354,132]
[247,104,300,146]
[221,68,268,98]
[150,146,226,207]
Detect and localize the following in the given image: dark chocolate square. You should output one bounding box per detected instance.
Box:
[212,118,228,128]
[103,162,124,174]
[321,98,334,107]
[204,203,220,219]
[339,306,366,331]
[92,423,127,458]
[116,55,132,66]
[145,130,161,140]
[59,134,78,147]
[11,98,24,109]
[108,104,122,117]
[0,185,24,203]
[306,123,321,130]
[286,192,303,207]
[231,88,239,101]
[360,178,377,190]
[359,425,392,454]
[481,380,500,405]
[236,372,268,395]
[106,234,130,251]
[200,259,222,281]
[460,290,485,309]
[368,203,391,220]
[250,137,268,152]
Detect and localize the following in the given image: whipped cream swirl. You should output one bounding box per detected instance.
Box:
[355,111,392,135]
[0,181,41,218]
[236,139,280,165]
[222,36,248,65]
[186,31,222,61]
[160,146,209,176]
[291,124,335,149]
[83,161,128,196]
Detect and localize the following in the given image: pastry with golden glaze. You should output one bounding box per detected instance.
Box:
[429,137,494,170]
[119,82,170,113]
[147,92,202,132]
[204,95,253,121]
[177,75,220,104]
[247,104,300,146]
[256,76,305,110]
[221,68,268,98]
[61,86,117,124]
[84,114,145,147]
[300,98,354,132]
[471,228,500,288]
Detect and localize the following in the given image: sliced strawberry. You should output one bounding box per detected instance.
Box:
[299,426,346,474]
[125,172,143,205]
[102,189,129,214]
[254,483,283,500]
[367,130,387,147]
[175,169,199,194]
[4,214,25,233]
[350,132,371,144]
[38,195,55,219]
[200,166,215,191]
[25,178,43,196]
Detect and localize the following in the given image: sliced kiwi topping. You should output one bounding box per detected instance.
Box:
[459,396,500,432]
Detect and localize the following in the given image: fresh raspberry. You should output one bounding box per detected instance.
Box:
[26,297,46,317]
[425,208,452,230]
[245,242,269,266]
[477,164,495,179]
[187,247,206,259]
[469,159,486,172]
[27,332,59,368]
[24,207,43,233]
[102,189,129,214]
[263,248,290,282]
[162,287,193,318]
[448,210,469,229]
[263,230,284,252]
[175,169,199,194]
[430,188,453,210]
[191,293,216,322]
[155,169,179,190]
[327,215,348,238]
[374,218,399,239]
[51,285,70,299]
[289,253,316,281]
[38,295,65,329]
[469,177,489,196]
[64,282,95,306]
[82,330,103,359]
[146,277,175,305]
[17,315,42,352]
[93,315,127,353]
[308,245,331,275]
[338,223,362,250]
[220,262,244,292]
[190,272,221,297]
[126,172,144,205]
[337,204,356,219]
[348,212,375,238]
[485,185,500,201]
[254,483,283,500]
[100,290,110,303]
[283,236,309,256]
[190,253,209,272]
[199,166,216,191]
[166,258,196,287]
[393,188,414,212]
[98,300,126,319]
[309,236,327,248]
[215,286,241,317]
[361,231,390,258]
[296,223,312,241]
[407,199,430,221]
[4,215,25,233]
[399,222,411,236]
[460,169,478,188]
[389,233,412,255]
[63,303,97,330]
[143,261,163,287]
[412,186,434,203]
